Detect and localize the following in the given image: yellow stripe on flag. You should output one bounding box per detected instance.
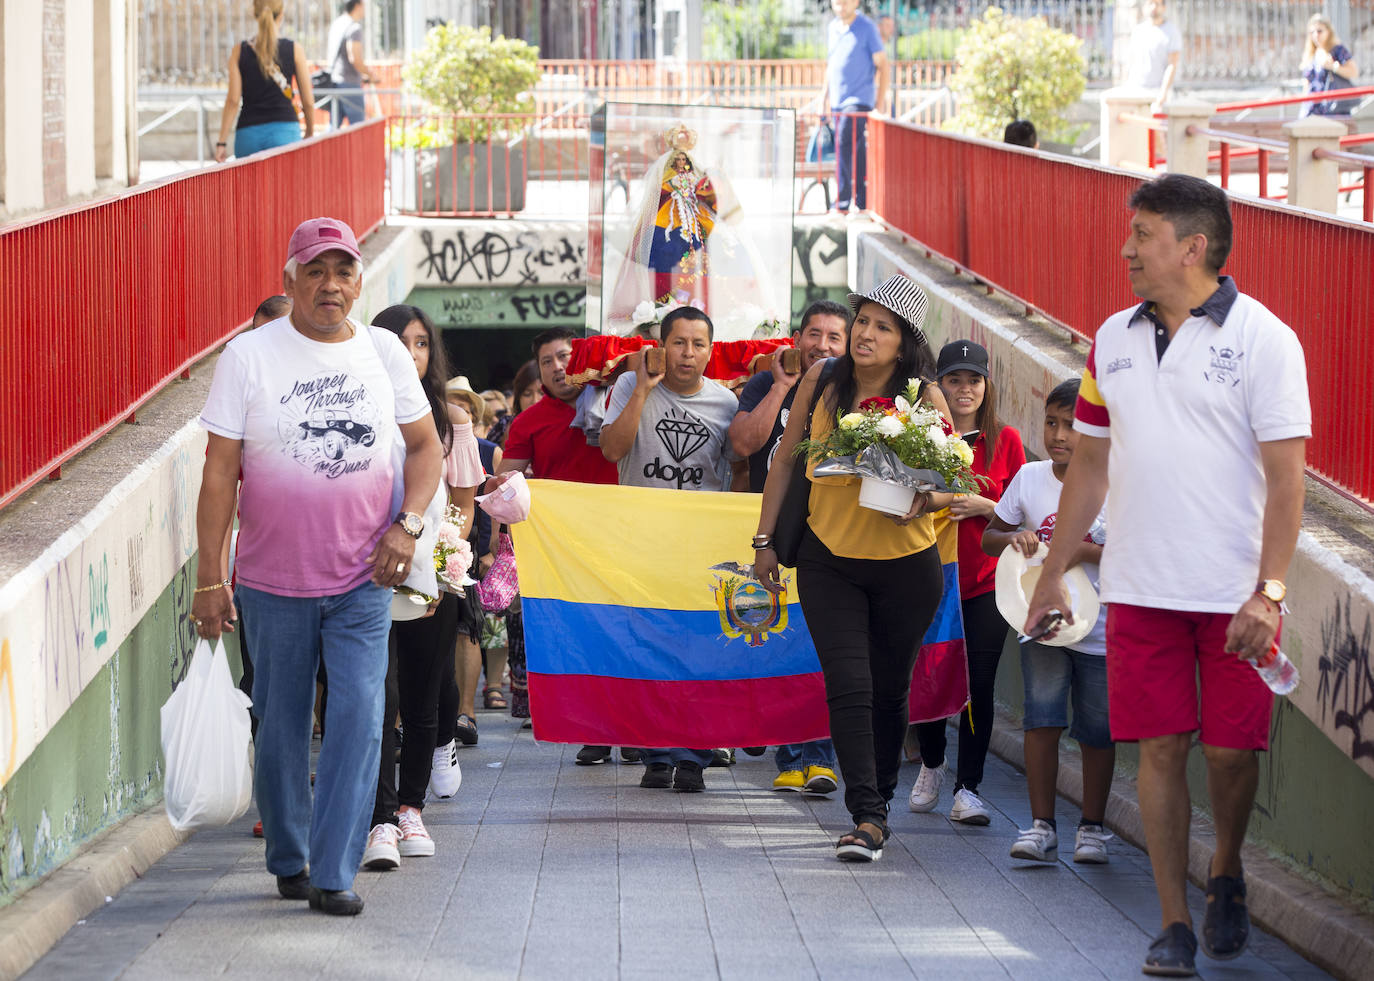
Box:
[512,481,769,612]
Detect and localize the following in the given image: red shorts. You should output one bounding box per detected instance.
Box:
[1105,604,1275,750]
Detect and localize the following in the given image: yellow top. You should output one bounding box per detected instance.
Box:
[804,397,936,560]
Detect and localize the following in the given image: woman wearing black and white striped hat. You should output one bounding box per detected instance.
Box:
[753,274,954,862]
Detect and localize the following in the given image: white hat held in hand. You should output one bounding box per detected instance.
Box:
[994,544,1100,648]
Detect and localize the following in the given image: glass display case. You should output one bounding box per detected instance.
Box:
[587,103,795,341]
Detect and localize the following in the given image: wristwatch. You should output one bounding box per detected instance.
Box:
[1256,579,1287,605]
[395,511,424,539]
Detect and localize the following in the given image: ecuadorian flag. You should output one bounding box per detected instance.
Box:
[512,480,968,748]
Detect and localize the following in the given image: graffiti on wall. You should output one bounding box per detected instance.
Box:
[1315,594,1374,762]
[415,226,586,287]
[0,421,204,790]
[792,225,847,301]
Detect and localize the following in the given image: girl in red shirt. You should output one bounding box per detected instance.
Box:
[908,340,1025,824]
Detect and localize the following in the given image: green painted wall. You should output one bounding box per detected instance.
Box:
[992,632,1374,904]
[0,560,239,907]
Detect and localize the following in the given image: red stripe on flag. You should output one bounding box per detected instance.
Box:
[909,639,970,724]
[528,637,968,747]
[527,672,831,748]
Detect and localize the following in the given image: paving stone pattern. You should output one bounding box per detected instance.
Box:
[25,712,1333,980]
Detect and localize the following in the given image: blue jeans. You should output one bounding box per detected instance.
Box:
[1021,641,1113,749]
[234,121,301,158]
[775,740,835,772]
[238,580,391,892]
[641,748,714,767]
[833,108,871,210]
[331,90,366,128]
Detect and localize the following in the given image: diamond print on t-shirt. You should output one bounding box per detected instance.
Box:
[655,411,711,463]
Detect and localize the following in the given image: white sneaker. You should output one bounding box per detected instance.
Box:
[949,788,992,826]
[1010,819,1058,861]
[429,738,462,798]
[1073,824,1113,864]
[908,764,944,812]
[362,823,401,870]
[396,809,435,858]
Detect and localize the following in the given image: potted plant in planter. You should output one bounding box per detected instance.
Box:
[394,24,541,213]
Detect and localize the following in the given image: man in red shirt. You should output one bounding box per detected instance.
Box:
[499,327,619,485]
[498,327,623,765]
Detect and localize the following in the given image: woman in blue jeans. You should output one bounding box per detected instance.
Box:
[214,0,313,163]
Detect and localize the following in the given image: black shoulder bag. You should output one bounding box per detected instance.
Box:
[772,359,837,568]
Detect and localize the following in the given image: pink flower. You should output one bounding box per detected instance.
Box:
[443,540,473,584]
[437,523,463,549]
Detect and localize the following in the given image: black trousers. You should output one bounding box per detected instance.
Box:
[914,589,1010,792]
[796,529,944,826]
[373,592,460,825]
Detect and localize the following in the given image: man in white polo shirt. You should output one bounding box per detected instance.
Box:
[1025,174,1309,977]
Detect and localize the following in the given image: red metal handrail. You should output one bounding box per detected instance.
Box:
[868,118,1374,509]
[1214,85,1374,114]
[0,120,387,512]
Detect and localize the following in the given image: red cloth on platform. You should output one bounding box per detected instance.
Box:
[704,338,793,386]
[566,336,657,386]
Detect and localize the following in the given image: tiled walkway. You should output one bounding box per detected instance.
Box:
[25,711,1331,980]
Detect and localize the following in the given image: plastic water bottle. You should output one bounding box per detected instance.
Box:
[1251,643,1299,695]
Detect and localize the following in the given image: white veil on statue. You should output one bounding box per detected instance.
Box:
[605,124,779,340]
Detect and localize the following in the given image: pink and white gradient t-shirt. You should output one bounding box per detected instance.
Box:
[201,318,431,597]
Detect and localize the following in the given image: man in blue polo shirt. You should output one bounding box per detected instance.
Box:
[821,0,888,212]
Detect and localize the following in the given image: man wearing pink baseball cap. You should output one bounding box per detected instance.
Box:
[191,216,443,915]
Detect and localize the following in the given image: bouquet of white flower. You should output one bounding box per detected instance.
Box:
[798,378,982,515]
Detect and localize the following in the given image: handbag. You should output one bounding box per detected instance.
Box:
[772,359,836,567]
[805,120,836,164]
[1319,68,1360,116]
[476,527,519,613]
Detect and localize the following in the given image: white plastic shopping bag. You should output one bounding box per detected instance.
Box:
[160,638,254,832]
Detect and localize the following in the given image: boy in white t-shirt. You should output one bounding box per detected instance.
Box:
[982,379,1115,865]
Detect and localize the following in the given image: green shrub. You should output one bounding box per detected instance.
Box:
[943,6,1085,144]
[896,28,964,62]
[703,0,790,60]
[401,24,540,143]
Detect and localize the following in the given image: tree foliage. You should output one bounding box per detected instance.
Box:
[402,25,540,141]
[943,6,1085,143]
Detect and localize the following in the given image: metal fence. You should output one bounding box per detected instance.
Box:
[0,120,386,512]
[140,1,1374,87]
[868,116,1374,509]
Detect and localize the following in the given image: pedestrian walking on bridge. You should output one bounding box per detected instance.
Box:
[1026,174,1310,977]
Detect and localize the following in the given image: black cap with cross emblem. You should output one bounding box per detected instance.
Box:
[936,339,990,379]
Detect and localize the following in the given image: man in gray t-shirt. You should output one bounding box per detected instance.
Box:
[599,306,738,791]
[602,311,738,493]
[326,0,369,126]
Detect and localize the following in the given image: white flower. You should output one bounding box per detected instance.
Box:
[632,300,657,325]
[839,412,865,429]
[926,424,949,446]
[894,395,912,415]
[876,415,904,438]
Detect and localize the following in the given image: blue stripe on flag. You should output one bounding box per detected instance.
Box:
[923,562,962,646]
[523,597,822,682]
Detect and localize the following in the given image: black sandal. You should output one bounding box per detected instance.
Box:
[835,823,885,863]
[483,686,508,710]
